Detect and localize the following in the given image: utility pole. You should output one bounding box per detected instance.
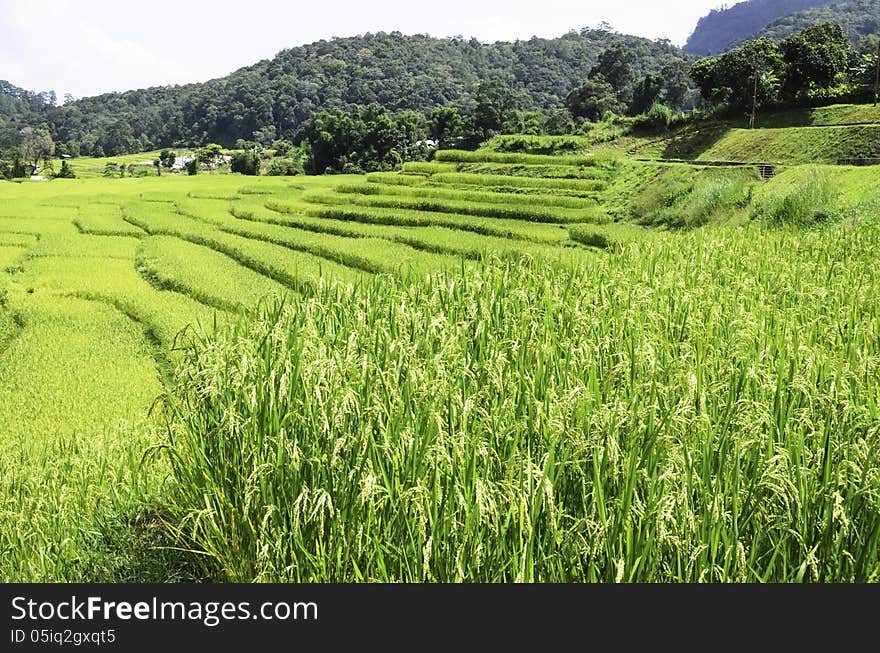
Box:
[750,66,759,129]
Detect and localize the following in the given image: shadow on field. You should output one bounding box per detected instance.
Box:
[79,507,203,583]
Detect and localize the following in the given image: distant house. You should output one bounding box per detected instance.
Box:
[171,155,194,172]
[416,139,439,148]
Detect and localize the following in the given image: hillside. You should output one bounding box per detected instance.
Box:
[685,0,838,54]
[26,30,686,156]
[759,0,880,42]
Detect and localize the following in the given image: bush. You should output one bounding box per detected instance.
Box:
[632,103,677,132]
[56,161,76,179]
[231,151,261,176]
[266,158,304,176]
[185,159,198,176]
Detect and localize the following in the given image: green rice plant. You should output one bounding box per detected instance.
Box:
[0,246,25,270]
[163,229,880,582]
[0,294,175,582]
[174,198,238,226]
[27,234,141,260]
[482,134,592,154]
[568,223,653,251]
[434,149,616,167]
[233,204,584,261]
[219,220,460,276]
[365,172,427,186]
[400,162,459,175]
[457,163,609,180]
[302,191,609,224]
[430,172,608,193]
[0,233,38,247]
[304,205,571,243]
[74,205,146,237]
[123,202,366,292]
[332,182,598,209]
[14,255,218,351]
[136,236,290,311]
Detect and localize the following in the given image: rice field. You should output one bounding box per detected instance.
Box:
[1,150,879,583]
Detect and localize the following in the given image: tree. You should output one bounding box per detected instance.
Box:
[185,158,198,175]
[231,150,260,175]
[428,107,463,148]
[158,149,176,171]
[631,73,664,115]
[590,44,636,110]
[19,127,54,175]
[271,139,295,157]
[565,77,620,121]
[780,23,853,99]
[691,38,784,111]
[196,143,224,169]
[473,80,517,139]
[266,158,303,176]
[660,59,691,109]
[56,160,76,178]
[103,162,120,178]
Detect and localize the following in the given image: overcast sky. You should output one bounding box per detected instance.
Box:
[0,0,725,100]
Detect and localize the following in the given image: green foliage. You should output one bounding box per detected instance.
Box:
[565,77,621,122]
[266,158,304,176]
[691,38,785,110]
[56,160,75,179]
[15,31,686,156]
[230,151,260,176]
[158,149,176,170]
[780,23,854,99]
[483,134,591,154]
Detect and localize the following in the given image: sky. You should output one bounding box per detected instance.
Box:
[0,0,725,100]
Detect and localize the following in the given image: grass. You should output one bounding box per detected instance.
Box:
[698,125,880,164]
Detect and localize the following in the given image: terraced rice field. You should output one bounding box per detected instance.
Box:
[0,156,620,581]
[4,150,879,584]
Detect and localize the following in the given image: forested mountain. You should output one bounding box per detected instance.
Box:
[0,82,54,149]
[759,0,880,42]
[2,29,687,156]
[685,0,838,54]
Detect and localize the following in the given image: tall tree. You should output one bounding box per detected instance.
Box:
[630,73,665,115]
[590,43,637,109]
[780,22,853,98]
[18,126,54,174]
[565,77,620,121]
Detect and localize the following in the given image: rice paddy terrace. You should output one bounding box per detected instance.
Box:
[2,141,880,583]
